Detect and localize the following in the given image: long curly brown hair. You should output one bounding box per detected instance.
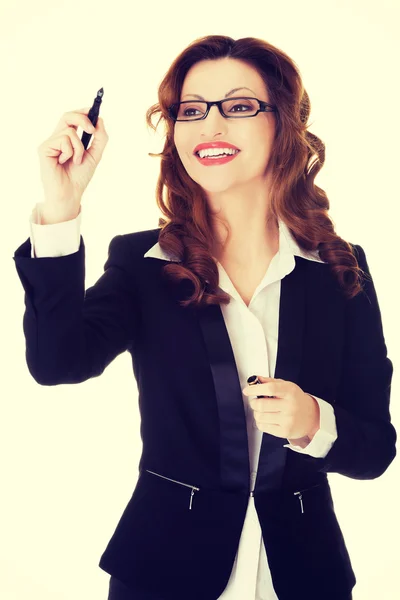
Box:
[145,34,367,309]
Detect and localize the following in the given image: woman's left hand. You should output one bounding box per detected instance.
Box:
[242,376,320,441]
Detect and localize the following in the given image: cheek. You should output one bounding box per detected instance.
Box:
[174,128,192,158]
[250,132,274,165]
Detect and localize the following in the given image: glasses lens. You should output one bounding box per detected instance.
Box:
[171,98,259,121]
[221,98,258,118]
[172,101,208,121]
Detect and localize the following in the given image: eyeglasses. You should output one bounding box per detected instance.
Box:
[168,97,277,122]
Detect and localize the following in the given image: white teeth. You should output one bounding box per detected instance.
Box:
[197,148,239,158]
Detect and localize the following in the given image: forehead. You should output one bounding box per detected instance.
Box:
[181,58,267,99]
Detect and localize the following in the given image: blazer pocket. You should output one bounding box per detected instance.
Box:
[292,482,326,515]
[288,483,353,572]
[145,469,201,510]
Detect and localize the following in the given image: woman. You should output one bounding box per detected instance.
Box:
[13,35,396,600]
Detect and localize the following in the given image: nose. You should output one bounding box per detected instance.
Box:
[200,104,227,135]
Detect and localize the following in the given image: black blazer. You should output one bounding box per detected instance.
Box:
[13,229,396,600]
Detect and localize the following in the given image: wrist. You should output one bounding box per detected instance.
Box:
[38,204,80,225]
[288,435,311,448]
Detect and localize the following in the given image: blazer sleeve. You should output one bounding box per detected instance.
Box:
[13,235,140,385]
[311,244,396,479]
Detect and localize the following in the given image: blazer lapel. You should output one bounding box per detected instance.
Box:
[171,256,307,495]
[255,256,306,493]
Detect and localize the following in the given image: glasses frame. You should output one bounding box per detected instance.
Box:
[167,96,278,122]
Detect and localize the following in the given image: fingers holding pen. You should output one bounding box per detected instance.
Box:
[43,111,107,167]
[51,107,94,136]
[36,93,108,223]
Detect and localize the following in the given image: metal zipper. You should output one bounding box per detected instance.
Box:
[293,483,322,514]
[145,469,200,510]
[146,470,321,514]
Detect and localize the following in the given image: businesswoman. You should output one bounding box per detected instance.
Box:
[14,35,396,600]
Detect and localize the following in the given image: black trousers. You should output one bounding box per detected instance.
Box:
[108,575,353,600]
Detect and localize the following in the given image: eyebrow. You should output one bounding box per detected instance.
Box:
[182,86,256,100]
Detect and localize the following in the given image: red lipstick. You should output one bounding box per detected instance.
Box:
[193,141,241,166]
[193,141,240,154]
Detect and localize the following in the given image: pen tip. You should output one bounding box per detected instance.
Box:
[97,87,104,97]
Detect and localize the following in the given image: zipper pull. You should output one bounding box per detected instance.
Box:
[294,491,304,514]
[189,488,195,510]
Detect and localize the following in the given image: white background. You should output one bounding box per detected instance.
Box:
[1,0,399,598]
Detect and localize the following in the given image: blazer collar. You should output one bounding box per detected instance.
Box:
[143,218,325,266]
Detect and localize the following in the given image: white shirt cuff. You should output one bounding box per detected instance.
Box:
[283,395,338,458]
[29,204,82,258]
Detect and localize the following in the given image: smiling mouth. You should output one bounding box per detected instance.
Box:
[194,150,241,157]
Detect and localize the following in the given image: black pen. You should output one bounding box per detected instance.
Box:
[247,375,275,398]
[81,87,104,150]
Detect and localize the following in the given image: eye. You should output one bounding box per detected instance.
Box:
[183,107,201,117]
[222,97,259,116]
[230,103,251,113]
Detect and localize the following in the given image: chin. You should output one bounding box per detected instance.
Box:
[192,178,241,195]
[187,168,241,190]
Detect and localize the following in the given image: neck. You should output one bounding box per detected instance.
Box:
[207,177,279,263]
[209,207,279,265]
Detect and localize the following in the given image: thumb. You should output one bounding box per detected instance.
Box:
[85,117,109,163]
[256,375,275,382]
